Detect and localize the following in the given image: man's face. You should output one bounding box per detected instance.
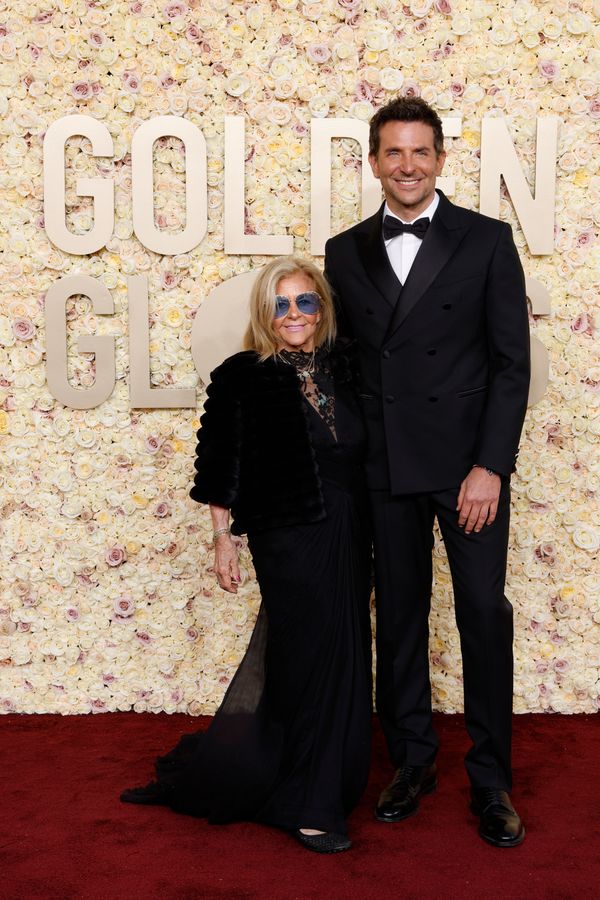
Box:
[369,120,446,221]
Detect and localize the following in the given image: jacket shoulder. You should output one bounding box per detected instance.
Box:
[326,208,381,251]
[209,350,260,383]
[443,198,511,236]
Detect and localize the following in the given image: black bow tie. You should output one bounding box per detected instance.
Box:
[383,215,429,240]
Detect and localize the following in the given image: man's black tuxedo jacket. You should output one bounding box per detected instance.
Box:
[324,191,531,494]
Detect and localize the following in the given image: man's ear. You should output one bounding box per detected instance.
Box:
[368,153,380,179]
[435,150,447,176]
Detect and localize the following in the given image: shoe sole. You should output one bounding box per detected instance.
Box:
[477,825,526,848]
[294,835,352,853]
[374,778,438,823]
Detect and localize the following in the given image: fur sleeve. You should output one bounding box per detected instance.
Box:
[189,365,242,509]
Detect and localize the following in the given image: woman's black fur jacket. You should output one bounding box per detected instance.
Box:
[189,348,353,535]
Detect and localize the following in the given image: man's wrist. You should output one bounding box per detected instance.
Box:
[472,464,498,477]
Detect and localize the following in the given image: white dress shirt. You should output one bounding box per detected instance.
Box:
[383,192,440,285]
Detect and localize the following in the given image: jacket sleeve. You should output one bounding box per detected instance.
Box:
[189,365,242,509]
[475,223,531,476]
[324,237,354,343]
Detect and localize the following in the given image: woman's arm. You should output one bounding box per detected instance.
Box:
[210,503,241,594]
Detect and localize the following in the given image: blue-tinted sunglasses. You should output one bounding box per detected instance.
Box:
[274,291,321,319]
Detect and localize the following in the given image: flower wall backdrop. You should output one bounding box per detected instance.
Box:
[0,0,598,715]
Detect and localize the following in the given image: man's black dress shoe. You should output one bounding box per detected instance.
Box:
[293,830,352,853]
[375,764,438,822]
[471,788,525,847]
[120,780,172,805]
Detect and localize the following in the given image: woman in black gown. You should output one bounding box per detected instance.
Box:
[121,257,372,853]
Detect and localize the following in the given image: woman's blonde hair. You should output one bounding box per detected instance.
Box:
[243,256,336,360]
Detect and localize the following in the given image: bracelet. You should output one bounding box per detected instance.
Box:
[472,464,497,477]
[212,527,231,541]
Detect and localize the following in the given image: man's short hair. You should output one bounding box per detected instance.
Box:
[369,97,444,157]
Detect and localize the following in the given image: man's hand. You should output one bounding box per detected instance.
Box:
[457,467,501,534]
[214,534,241,593]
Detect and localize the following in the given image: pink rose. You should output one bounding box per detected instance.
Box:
[88,31,105,47]
[66,607,80,621]
[153,501,171,518]
[161,271,179,289]
[13,317,36,341]
[130,1,143,13]
[576,230,594,247]
[306,43,331,64]
[28,44,41,60]
[114,595,135,617]
[33,11,54,24]
[161,74,176,89]
[186,24,202,43]
[587,98,600,118]
[435,0,452,13]
[71,81,93,100]
[571,313,594,335]
[123,72,140,93]
[145,435,162,453]
[356,80,375,102]
[538,60,559,81]
[106,546,127,567]
[136,631,152,645]
[163,1,188,20]
[450,80,464,97]
[403,80,421,98]
[185,627,199,642]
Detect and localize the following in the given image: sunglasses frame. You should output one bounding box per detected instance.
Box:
[273,291,321,319]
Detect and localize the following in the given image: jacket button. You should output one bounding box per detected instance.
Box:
[385,395,395,403]
[442,303,452,310]
[382,350,391,359]
[427,348,437,356]
[428,396,438,402]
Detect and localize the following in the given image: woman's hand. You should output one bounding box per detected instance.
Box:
[214,533,241,593]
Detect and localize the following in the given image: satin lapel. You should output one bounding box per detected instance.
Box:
[356,205,402,309]
[384,201,469,341]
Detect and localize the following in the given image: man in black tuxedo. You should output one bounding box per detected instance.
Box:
[324,97,530,847]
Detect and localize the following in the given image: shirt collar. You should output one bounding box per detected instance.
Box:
[383,190,440,226]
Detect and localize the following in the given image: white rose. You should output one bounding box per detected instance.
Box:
[379,67,404,91]
[572,526,599,553]
[451,13,471,35]
[225,74,250,97]
[308,95,330,118]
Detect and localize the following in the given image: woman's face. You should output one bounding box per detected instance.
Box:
[272,272,321,354]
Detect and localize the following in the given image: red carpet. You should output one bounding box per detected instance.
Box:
[1,713,598,900]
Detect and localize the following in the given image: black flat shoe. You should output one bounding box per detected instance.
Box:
[471,788,525,847]
[375,764,437,822]
[120,781,172,806]
[293,830,352,854]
